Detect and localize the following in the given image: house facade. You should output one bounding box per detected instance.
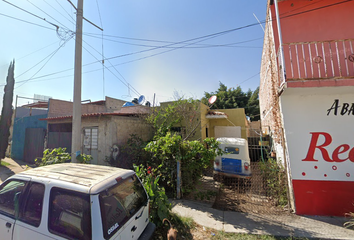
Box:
[260,0,354,216]
[11,102,48,163]
[42,97,153,166]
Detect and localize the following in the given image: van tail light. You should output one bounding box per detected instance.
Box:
[244,162,249,171]
[215,160,220,166]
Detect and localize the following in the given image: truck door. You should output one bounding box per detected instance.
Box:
[12,182,49,240]
[0,179,28,240]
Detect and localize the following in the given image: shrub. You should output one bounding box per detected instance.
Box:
[36,147,91,166]
[144,132,223,197]
[259,158,288,206]
[134,164,171,227]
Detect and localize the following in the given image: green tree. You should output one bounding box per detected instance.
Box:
[0,61,15,162]
[144,100,223,196]
[202,82,260,121]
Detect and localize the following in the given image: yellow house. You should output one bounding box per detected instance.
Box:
[200,103,249,140]
[160,101,249,141]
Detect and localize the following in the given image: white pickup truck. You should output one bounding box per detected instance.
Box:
[0,163,155,240]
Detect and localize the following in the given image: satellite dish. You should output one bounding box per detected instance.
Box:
[122,102,135,107]
[138,95,145,105]
[208,95,217,104]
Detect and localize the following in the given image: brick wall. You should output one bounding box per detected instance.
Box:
[48,99,106,118]
[105,96,125,112]
[259,5,284,146]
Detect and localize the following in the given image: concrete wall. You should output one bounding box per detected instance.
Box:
[202,108,248,140]
[11,114,48,160]
[48,99,107,118]
[81,115,153,165]
[105,96,126,112]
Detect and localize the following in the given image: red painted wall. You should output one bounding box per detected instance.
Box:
[293,180,354,216]
[271,0,354,44]
[270,0,354,85]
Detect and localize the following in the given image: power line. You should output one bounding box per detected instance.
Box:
[43,0,75,26]
[95,0,105,98]
[237,72,260,86]
[15,36,73,89]
[54,0,75,23]
[81,39,141,97]
[83,32,263,49]
[0,12,55,30]
[26,0,71,30]
[1,0,59,29]
[5,0,350,89]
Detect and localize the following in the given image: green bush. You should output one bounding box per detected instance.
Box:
[134,164,171,227]
[259,158,288,206]
[36,147,91,166]
[144,132,223,196]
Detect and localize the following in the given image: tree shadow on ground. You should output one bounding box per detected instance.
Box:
[171,199,354,239]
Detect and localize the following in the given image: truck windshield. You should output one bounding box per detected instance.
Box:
[99,174,148,239]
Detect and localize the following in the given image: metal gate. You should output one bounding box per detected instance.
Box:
[23,128,45,164]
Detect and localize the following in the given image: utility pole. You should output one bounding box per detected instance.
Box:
[71,0,84,163]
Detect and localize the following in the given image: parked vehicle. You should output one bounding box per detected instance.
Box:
[213,137,251,181]
[0,163,155,240]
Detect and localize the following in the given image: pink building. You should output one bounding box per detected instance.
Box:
[260,0,354,216]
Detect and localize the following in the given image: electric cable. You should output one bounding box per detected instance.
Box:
[54,0,75,22]
[0,12,55,30]
[81,39,141,97]
[1,0,59,29]
[83,32,263,49]
[95,0,105,98]
[26,0,71,30]
[42,0,75,25]
[15,36,73,89]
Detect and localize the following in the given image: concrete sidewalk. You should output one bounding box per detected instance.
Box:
[171,199,354,239]
[0,157,30,183]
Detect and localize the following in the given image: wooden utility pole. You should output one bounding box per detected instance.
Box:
[72,0,84,163]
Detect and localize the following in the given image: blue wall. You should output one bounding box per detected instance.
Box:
[11,114,47,160]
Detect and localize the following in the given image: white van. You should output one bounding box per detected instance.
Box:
[213,137,252,180]
[0,163,155,240]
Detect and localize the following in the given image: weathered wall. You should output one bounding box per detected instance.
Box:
[260,3,284,151]
[105,97,126,112]
[81,115,153,166]
[207,108,248,140]
[11,114,47,160]
[48,99,106,118]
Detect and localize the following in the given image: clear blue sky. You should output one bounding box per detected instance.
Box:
[0,0,267,108]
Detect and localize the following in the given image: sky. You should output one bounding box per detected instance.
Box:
[0,0,267,108]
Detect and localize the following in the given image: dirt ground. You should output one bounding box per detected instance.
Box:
[184,176,290,215]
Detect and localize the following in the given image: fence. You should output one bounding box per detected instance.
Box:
[283,39,354,81]
[194,129,290,215]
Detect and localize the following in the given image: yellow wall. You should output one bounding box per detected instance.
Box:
[200,106,249,140]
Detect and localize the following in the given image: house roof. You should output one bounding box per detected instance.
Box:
[205,110,228,119]
[40,112,145,121]
[20,101,49,109]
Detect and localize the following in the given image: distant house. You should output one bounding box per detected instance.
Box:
[41,97,153,165]
[11,101,49,163]
[160,100,250,140]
